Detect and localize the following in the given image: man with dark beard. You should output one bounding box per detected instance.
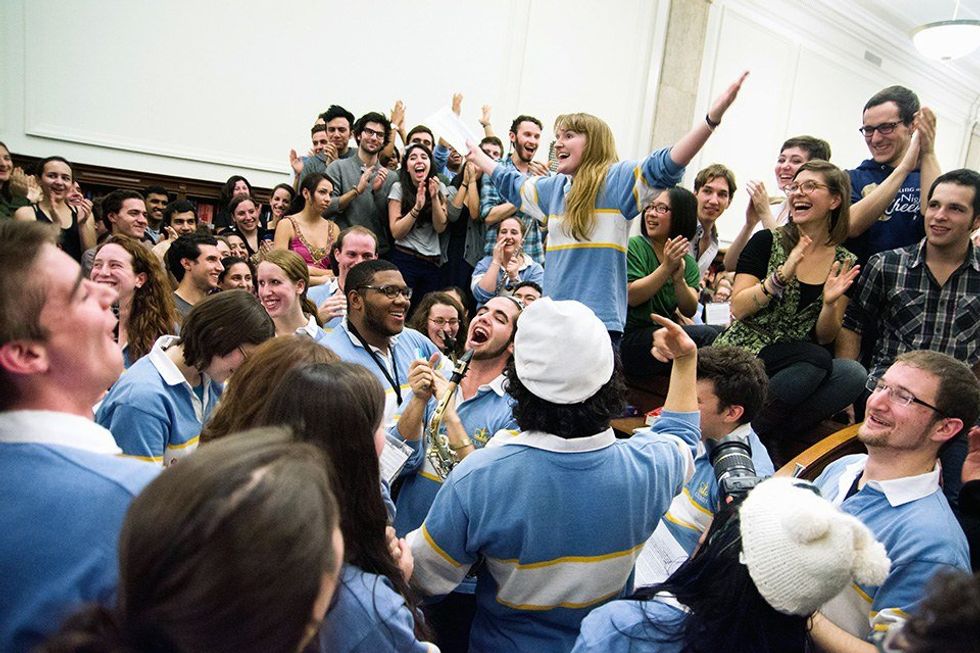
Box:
[479,115,550,265]
[393,294,522,652]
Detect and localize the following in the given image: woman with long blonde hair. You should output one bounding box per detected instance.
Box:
[91,235,178,366]
[466,73,748,340]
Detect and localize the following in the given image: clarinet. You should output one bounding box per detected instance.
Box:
[426,350,474,479]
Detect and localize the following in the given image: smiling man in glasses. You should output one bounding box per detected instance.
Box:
[808,350,976,651]
[322,259,440,429]
[845,85,940,264]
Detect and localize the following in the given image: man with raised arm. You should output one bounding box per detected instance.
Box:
[845,85,939,264]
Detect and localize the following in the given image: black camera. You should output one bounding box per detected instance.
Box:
[707,435,763,504]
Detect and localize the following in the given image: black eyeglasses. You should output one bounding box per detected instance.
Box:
[360,127,385,139]
[359,285,413,299]
[865,376,946,416]
[858,121,903,138]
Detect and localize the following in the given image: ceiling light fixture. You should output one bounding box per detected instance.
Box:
[912,0,980,61]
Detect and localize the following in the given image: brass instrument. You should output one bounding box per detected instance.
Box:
[426,350,474,479]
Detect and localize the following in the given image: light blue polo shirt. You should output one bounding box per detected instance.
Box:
[318,564,432,653]
[96,336,222,466]
[815,454,970,641]
[0,411,159,652]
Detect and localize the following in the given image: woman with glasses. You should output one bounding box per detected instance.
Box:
[621,188,720,377]
[471,216,543,308]
[96,290,275,466]
[714,161,867,459]
[257,250,327,343]
[408,291,468,360]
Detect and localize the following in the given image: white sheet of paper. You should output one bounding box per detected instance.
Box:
[422,106,481,156]
[705,302,731,326]
[379,435,413,484]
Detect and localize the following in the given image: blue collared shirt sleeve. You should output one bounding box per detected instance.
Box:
[489,163,555,224]
[407,479,477,596]
[470,256,495,303]
[433,143,450,176]
[608,147,686,219]
[98,404,168,464]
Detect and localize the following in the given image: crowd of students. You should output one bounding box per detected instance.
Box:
[1,71,980,653]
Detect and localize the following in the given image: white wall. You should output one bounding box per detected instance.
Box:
[690,0,980,244]
[0,0,668,189]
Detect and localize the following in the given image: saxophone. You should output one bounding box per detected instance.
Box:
[426,349,475,480]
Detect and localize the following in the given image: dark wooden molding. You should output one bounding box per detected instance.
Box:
[10,152,273,204]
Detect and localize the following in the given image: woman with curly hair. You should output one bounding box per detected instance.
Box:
[91,235,178,367]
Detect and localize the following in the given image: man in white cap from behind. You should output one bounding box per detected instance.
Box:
[408,299,703,653]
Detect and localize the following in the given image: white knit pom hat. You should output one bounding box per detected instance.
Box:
[513,298,614,404]
[739,477,891,616]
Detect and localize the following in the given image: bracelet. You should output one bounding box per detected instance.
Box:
[449,437,473,451]
[408,208,419,219]
[768,272,786,299]
[352,186,362,196]
[705,113,721,130]
[759,281,771,297]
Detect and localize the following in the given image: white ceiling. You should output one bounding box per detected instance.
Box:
[850,0,980,80]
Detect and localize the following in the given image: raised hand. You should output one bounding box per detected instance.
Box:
[356,166,373,195]
[491,237,507,265]
[822,260,860,305]
[782,234,814,280]
[480,104,492,127]
[390,100,406,130]
[323,142,339,163]
[317,292,347,322]
[451,92,463,116]
[414,179,427,211]
[427,177,441,201]
[662,235,689,274]
[914,107,936,156]
[504,254,522,281]
[74,198,94,225]
[408,353,441,400]
[708,70,749,124]
[650,314,697,362]
[527,160,550,177]
[371,165,389,191]
[744,180,770,227]
[289,149,303,175]
[897,130,921,174]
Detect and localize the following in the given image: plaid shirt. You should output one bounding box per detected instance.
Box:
[843,240,980,379]
[479,156,546,265]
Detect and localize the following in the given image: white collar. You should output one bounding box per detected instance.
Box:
[836,456,942,508]
[148,335,190,386]
[0,410,121,454]
[499,428,616,453]
[486,373,507,397]
[296,314,320,338]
